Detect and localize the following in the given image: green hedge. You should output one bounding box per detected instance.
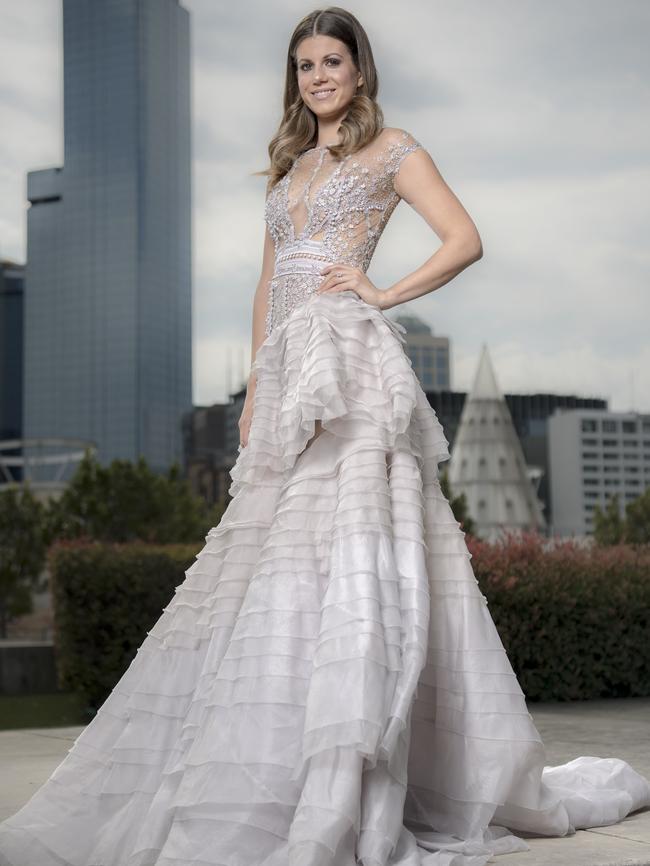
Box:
[468,531,650,701]
[49,534,650,714]
[49,539,199,715]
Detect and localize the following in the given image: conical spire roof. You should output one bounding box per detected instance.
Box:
[448,344,546,541]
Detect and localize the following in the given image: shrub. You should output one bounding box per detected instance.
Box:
[49,539,199,714]
[468,530,650,701]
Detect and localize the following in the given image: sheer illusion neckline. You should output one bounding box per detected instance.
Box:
[300,144,334,157]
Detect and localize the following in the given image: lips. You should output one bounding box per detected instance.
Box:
[312,88,336,100]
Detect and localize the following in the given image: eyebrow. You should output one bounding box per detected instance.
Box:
[297,52,343,63]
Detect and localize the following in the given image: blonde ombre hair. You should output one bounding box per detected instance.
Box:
[255,7,385,192]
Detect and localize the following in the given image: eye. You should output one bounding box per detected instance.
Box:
[298,58,341,72]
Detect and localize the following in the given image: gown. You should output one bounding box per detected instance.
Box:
[1,127,649,866]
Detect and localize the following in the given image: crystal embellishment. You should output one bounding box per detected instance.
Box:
[263,128,423,337]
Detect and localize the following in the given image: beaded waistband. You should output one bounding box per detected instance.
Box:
[273,239,333,279]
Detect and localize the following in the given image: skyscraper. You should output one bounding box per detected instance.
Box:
[0,259,25,442]
[24,0,191,473]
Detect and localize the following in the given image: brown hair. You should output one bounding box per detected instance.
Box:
[254,7,384,193]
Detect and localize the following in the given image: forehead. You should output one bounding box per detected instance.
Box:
[295,34,350,61]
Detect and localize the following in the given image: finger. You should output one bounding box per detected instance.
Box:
[319,270,348,292]
[321,279,352,294]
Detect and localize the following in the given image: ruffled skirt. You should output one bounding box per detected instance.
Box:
[1,291,649,866]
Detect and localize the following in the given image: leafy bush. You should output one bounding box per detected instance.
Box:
[468,530,650,701]
[0,485,50,637]
[47,450,224,544]
[50,532,650,714]
[49,539,199,714]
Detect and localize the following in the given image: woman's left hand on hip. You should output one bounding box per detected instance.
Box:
[317,264,384,309]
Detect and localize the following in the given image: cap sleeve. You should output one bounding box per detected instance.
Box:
[384,129,424,190]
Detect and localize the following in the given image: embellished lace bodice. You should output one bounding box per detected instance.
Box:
[263,127,423,336]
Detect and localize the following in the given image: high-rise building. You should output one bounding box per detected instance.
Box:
[0,259,25,441]
[24,0,191,473]
[391,313,450,390]
[548,409,650,537]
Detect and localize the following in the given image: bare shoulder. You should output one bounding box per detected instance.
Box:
[377,126,421,148]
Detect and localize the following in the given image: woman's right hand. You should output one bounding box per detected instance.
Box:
[238,393,255,448]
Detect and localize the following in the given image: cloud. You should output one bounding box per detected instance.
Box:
[1,0,648,412]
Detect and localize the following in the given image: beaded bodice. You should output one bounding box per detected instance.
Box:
[263,127,423,336]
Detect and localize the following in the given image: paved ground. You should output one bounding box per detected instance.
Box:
[1,696,649,864]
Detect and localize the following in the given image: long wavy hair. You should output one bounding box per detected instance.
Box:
[254,7,385,192]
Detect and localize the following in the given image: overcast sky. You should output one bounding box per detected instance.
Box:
[1,1,648,411]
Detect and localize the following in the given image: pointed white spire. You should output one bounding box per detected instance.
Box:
[470,343,503,401]
[448,345,546,542]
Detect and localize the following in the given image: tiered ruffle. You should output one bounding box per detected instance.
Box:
[0,290,648,866]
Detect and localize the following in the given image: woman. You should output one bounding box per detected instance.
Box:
[1,7,648,866]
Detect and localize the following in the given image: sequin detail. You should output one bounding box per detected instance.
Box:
[264,128,423,337]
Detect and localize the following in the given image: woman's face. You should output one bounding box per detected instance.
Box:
[295,34,363,122]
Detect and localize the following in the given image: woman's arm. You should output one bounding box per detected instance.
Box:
[246,222,276,395]
[381,149,483,310]
[239,220,276,448]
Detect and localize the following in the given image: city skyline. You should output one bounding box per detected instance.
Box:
[1,0,648,411]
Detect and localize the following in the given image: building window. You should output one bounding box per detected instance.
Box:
[602,419,617,433]
[582,419,597,432]
[622,421,637,434]
[602,438,618,447]
[581,438,598,446]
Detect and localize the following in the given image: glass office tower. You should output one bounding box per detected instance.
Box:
[0,260,25,442]
[24,0,191,473]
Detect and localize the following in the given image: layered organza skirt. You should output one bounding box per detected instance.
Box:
[1,291,649,866]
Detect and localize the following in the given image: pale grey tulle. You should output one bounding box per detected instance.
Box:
[1,291,648,866]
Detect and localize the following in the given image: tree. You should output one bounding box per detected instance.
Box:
[593,488,650,545]
[47,450,223,544]
[625,487,650,543]
[0,485,49,638]
[439,467,476,537]
[593,493,625,545]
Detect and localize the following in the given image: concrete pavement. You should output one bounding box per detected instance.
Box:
[1,696,649,864]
